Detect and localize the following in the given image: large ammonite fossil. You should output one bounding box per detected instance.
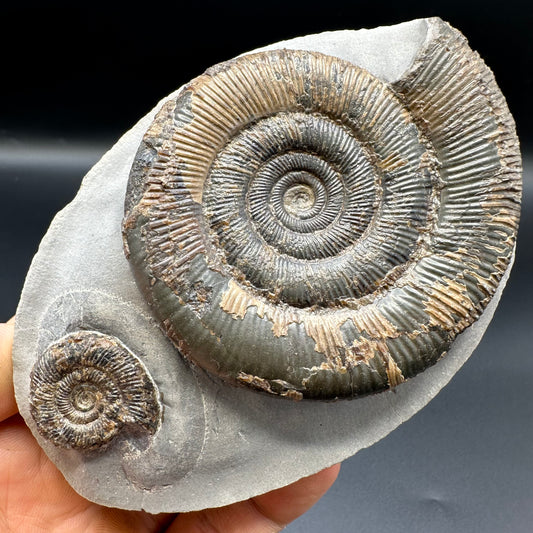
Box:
[123,33,521,400]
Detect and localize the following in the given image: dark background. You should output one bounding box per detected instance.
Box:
[1,1,532,531]
[1,0,532,145]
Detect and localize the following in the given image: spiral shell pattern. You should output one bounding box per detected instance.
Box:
[30,331,161,450]
[123,21,521,399]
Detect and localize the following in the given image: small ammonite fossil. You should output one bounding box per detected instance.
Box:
[30,331,162,451]
[123,23,521,400]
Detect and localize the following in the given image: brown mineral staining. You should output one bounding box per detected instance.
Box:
[377,153,409,172]
[302,315,348,365]
[123,19,521,400]
[220,279,403,368]
[186,282,214,318]
[346,337,382,365]
[237,372,303,401]
[220,279,299,336]
[280,389,304,401]
[424,278,473,331]
[237,372,278,394]
[383,351,406,388]
[30,331,162,451]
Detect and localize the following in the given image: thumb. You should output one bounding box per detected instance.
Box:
[0,317,17,422]
[168,463,341,533]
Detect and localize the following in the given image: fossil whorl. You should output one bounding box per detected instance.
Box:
[30,331,162,450]
[123,22,521,400]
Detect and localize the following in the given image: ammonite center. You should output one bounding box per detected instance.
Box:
[282,182,316,217]
[70,383,99,413]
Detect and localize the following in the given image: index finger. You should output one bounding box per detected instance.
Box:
[0,317,18,421]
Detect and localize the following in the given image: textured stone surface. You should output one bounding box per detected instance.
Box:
[12,18,519,512]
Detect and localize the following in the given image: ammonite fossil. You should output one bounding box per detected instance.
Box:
[29,331,162,450]
[13,17,523,513]
[123,25,521,400]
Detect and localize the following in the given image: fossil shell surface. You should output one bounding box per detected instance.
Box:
[124,26,521,399]
[30,331,162,451]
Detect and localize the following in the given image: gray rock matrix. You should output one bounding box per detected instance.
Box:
[12,18,519,512]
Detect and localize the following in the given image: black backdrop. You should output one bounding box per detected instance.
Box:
[1,0,532,144]
[1,2,532,532]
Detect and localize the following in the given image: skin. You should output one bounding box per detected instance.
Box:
[0,318,340,532]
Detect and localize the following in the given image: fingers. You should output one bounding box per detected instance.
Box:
[252,462,341,526]
[0,318,17,422]
[0,314,339,532]
[167,463,341,533]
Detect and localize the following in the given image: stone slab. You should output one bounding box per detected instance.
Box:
[12,18,516,512]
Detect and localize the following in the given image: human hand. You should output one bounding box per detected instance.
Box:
[0,318,340,532]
